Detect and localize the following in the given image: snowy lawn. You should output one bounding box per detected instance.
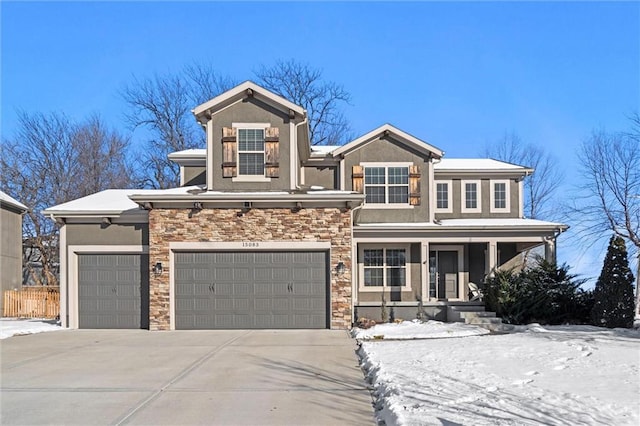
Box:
[357,321,640,425]
[0,318,62,339]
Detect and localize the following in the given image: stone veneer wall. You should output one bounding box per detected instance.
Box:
[148,208,352,330]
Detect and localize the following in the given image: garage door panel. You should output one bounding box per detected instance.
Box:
[78,253,147,329]
[175,251,327,330]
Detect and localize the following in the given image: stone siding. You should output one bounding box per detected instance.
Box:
[148,208,352,330]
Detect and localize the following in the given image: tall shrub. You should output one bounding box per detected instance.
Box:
[591,236,635,328]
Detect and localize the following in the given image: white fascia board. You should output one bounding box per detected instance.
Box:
[192,81,305,123]
[128,192,365,203]
[168,150,206,167]
[332,124,444,158]
[41,209,148,221]
[355,223,568,232]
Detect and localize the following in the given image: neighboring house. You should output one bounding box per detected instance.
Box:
[1,190,28,313]
[43,81,568,330]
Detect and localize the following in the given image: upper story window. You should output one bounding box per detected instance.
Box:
[490,179,510,213]
[223,123,279,182]
[435,180,452,213]
[461,180,481,213]
[352,162,420,208]
[238,129,265,176]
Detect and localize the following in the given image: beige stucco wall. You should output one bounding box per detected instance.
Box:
[434,177,520,219]
[344,136,431,223]
[184,166,206,186]
[66,223,148,246]
[210,98,292,191]
[304,166,337,189]
[148,207,353,330]
[1,207,23,312]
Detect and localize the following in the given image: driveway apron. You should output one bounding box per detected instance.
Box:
[0,329,375,425]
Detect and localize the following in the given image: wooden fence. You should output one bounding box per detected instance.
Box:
[3,287,60,319]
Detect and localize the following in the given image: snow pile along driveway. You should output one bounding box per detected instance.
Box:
[357,321,640,425]
[0,318,62,339]
[353,319,490,340]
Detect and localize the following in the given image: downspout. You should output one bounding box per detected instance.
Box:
[294,113,309,191]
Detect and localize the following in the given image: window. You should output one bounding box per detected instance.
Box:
[364,165,409,205]
[490,180,510,212]
[238,128,265,176]
[361,247,408,288]
[435,180,452,212]
[461,180,481,213]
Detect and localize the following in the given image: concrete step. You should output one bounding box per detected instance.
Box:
[448,304,486,312]
[460,311,496,319]
[466,317,504,325]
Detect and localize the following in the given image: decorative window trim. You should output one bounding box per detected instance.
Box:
[490,179,511,213]
[360,162,414,209]
[434,180,453,213]
[461,179,482,213]
[358,244,412,292]
[231,123,272,183]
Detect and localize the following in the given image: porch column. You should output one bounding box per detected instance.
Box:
[486,241,498,277]
[421,242,429,301]
[544,238,556,264]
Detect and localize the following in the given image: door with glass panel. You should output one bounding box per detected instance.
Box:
[429,250,458,300]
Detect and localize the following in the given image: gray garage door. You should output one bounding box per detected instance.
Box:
[78,254,149,329]
[174,251,328,329]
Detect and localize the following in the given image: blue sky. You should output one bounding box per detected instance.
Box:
[2,1,639,281]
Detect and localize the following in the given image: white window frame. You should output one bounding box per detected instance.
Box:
[358,244,412,291]
[434,180,452,213]
[461,179,482,213]
[361,162,413,209]
[490,179,511,213]
[232,122,271,183]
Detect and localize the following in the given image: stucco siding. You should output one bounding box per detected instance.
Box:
[1,207,23,312]
[435,178,520,219]
[304,166,337,189]
[344,136,431,223]
[184,166,206,186]
[66,223,148,246]
[210,98,292,191]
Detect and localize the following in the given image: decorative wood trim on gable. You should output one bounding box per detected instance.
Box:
[352,165,364,193]
[265,127,280,178]
[409,165,421,206]
[222,127,237,177]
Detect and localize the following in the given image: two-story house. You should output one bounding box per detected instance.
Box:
[44,81,567,330]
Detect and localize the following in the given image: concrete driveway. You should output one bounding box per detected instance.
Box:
[1,330,375,425]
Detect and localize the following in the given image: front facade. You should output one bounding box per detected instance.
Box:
[0,191,28,313]
[44,81,567,330]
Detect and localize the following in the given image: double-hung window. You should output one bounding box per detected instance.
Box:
[490,179,510,212]
[435,180,452,213]
[461,180,481,213]
[238,128,265,176]
[361,246,409,289]
[363,164,410,206]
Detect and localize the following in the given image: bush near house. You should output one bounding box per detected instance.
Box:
[484,260,592,325]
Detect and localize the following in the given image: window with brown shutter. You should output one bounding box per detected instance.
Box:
[221,127,237,177]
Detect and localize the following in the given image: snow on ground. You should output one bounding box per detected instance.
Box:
[353,319,490,340]
[0,318,62,339]
[357,321,640,425]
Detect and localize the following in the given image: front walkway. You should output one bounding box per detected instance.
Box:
[1,329,375,425]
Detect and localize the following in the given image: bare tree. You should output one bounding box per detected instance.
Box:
[571,115,640,315]
[255,60,352,146]
[1,112,134,286]
[482,132,563,219]
[121,68,237,189]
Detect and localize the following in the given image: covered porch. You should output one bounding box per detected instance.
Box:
[351,219,568,323]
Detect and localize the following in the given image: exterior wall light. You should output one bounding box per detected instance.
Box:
[335,261,346,275]
[153,262,163,274]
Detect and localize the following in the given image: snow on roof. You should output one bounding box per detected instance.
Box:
[357,218,567,229]
[43,189,147,214]
[168,148,206,158]
[0,190,28,211]
[310,145,340,156]
[435,158,530,171]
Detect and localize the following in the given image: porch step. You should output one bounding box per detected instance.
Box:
[460,311,496,320]
[466,315,514,332]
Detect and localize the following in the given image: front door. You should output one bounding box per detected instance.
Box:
[429,250,459,300]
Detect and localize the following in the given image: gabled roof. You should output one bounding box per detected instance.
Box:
[331,124,444,159]
[0,190,28,212]
[192,81,306,124]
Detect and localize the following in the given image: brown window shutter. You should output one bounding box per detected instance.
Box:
[265,127,279,178]
[409,165,421,205]
[221,127,237,177]
[352,165,364,193]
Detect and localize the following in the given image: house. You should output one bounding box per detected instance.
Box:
[1,190,28,313]
[43,81,568,330]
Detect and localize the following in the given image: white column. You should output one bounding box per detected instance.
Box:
[487,240,498,277]
[545,238,556,263]
[59,224,67,328]
[421,242,429,301]
[428,161,435,223]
